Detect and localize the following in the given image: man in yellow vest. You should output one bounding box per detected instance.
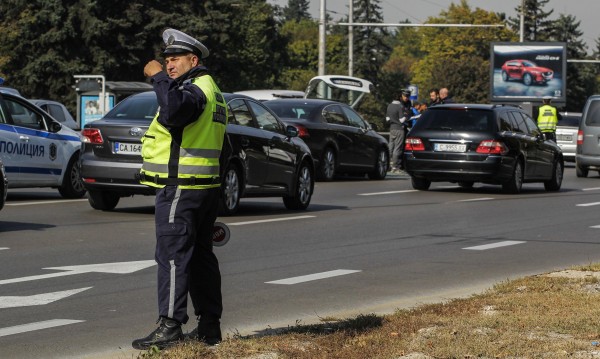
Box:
[537,96,558,141]
[132,28,227,350]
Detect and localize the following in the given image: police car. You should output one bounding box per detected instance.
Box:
[0,80,85,198]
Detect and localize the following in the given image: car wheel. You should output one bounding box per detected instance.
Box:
[368,148,388,180]
[544,159,563,191]
[411,177,431,190]
[523,73,533,86]
[283,161,313,210]
[58,153,86,199]
[87,190,120,211]
[501,71,508,81]
[219,164,241,216]
[576,163,588,178]
[503,160,523,194]
[318,148,336,181]
[458,181,474,189]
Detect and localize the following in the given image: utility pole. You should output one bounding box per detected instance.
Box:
[318,0,326,76]
[520,0,525,42]
[348,0,353,77]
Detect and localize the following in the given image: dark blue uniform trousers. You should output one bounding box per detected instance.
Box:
[154,185,222,324]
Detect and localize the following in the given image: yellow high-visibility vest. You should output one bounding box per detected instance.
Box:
[140,75,227,189]
[537,104,558,133]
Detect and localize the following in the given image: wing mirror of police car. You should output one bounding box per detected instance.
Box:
[49,121,62,133]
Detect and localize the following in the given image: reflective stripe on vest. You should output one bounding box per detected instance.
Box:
[140,74,227,189]
[537,105,557,132]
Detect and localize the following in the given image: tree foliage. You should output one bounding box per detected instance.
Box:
[548,13,596,111]
[411,0,514,104]
[0,0,597,121]
[508,0,554,41]
[0,0,283,110]
[283,0,310,22]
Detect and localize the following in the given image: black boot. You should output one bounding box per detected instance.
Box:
[188,318,222,345]
[132,317,183,350]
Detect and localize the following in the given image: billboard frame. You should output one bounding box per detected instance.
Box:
[489,42,567,105]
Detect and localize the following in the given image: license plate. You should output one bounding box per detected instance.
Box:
[434,143,467,152]
[557,134,572,141]
[114,142,142,155]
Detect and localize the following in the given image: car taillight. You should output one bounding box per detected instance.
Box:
[577,130,584,145]
[405,137,425,151]
[294,124,310,138]
[81,128,104,144]
[476,140,508,155]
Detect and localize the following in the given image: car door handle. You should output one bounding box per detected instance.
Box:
[19,135,30,142]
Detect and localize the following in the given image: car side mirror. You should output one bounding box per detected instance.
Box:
[285,124,299,138]
[49,121,62,133]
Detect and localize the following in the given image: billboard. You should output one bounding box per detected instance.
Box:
[80,94,115,127]
[490,42,566,104]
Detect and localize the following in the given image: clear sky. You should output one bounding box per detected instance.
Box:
[268,0,599,55]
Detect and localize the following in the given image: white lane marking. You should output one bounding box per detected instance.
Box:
[0,260,156,286]
[359,190,417,196]
[0,319,85,337]
[582,187,600,191]
[6,199,88,206]
[590,225,600,228]
[0,287,92,309]
[463,241,526,251]
[266,269,361,285]
[228,215,315,226]
[457,197,494,202]
[0,247,8,251]
[576,202,600,207]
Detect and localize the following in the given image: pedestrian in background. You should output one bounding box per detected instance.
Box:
[428,88,440,107]
[132,28,227,350]
[386,89,412,173]
[537,96,558,141]
[439,87,454,104]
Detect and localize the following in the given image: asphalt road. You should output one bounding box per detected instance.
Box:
[1,164,600,358]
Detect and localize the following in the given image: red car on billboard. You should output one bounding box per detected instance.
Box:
[500,59,554,86]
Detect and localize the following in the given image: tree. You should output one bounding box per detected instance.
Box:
[508,0,554,42]
[411,0,514,104]
[548,14,597,111]
[0,0,286,111]
[283,0,310,22]
[351,0,391,84]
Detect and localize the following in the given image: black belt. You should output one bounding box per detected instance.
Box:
[139,173,220,186]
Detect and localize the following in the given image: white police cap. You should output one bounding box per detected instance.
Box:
[542,95,552,100]
[162,28,209,59]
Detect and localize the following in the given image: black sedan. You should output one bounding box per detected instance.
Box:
[404,104,563,193]
[80,92,315,215]
[264,99,389,181]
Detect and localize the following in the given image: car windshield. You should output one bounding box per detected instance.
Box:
[416,109,494,132]
[558,115,580,127]
[266,102,321,120]
[105,95,158,120]
[523,61,536,67]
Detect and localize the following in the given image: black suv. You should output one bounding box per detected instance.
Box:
[404,104,563,193]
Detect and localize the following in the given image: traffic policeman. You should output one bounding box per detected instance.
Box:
[537,96,558,141]
[132,28,227,350]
